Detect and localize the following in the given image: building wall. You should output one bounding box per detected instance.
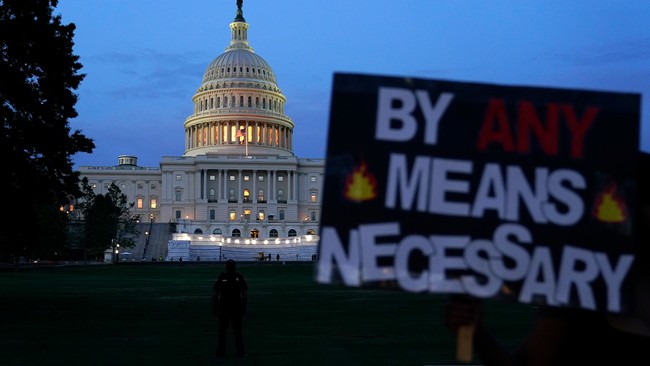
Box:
[77,155,324,239]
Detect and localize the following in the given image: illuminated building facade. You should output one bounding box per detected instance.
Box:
[77,3,323,260]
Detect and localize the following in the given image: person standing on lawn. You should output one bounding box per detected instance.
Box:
[213,259,248,358]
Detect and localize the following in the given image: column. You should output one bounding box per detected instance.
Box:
[238,170,242,202]
[287,170,291,201]
[223,169,228,200]
[253,170,257,202]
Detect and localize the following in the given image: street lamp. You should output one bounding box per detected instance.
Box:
[143,231,149,260]
[142,213,154,260]
[114,243,120,263]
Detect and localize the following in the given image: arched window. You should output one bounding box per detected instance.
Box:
[288,229,297,237]
[277,189,285,201]
[307,229,316,235]
[248,96,252,107]
[209,188,216,201]
[243,189,250,202]
[194,228,203,234]
[251,229,259,238]
[258,189,265,202]
[229,188,236,202]
[232,229,241,237]
[269,229,278,238]
[213,228,223,235]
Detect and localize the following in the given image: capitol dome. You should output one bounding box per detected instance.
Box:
[183,5,294,157]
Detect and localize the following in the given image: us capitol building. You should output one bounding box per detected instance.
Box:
[77,3,324,261]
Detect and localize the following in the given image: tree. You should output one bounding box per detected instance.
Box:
[78,179,140,260]
[0,0,94,262]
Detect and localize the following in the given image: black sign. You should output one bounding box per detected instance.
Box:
[317,73,641,313]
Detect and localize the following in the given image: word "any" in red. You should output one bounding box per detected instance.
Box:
[476,99,599,159]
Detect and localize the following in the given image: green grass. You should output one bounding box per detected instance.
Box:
[0,263,535,365]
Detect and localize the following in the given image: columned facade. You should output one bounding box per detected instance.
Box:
[76,2,323,260]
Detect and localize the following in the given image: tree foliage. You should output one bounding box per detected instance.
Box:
[0,0,94,261]
[78,179,140,258]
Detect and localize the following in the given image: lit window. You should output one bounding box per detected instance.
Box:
[209,175,216,181]
[243,209,250,219]
[258,210,265,220]
[258,189,264,202]
[150,198,157,209]
[137,198,143,209]
[229,210,236,220]
[230,175,235,181]
[258,176,264,181]
[310,176,317,182]
[176,175,182,180]
[310,191,317,202]
[244,175,250,181]
[278,176,284,182]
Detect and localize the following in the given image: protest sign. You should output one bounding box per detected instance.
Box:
[317,73,641,313]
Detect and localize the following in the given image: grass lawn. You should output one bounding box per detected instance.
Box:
[0,262,535,365]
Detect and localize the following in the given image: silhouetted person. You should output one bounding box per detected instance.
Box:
[213,259,248,358]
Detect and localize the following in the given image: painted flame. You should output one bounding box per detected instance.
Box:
[344,162,377,202]
[593,183,627,223]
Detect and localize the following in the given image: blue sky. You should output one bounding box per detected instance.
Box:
[56,0,650,168]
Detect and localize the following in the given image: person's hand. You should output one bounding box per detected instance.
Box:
[445,295,482,335]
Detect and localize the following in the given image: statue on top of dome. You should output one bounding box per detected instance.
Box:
[234,0,245,22]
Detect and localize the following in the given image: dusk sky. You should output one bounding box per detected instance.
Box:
[56,0,650,168]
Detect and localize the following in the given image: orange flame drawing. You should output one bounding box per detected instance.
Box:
[344,162,377,202]
[593,183,627,223]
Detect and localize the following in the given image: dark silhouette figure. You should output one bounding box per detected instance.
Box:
[213,259,248,358]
